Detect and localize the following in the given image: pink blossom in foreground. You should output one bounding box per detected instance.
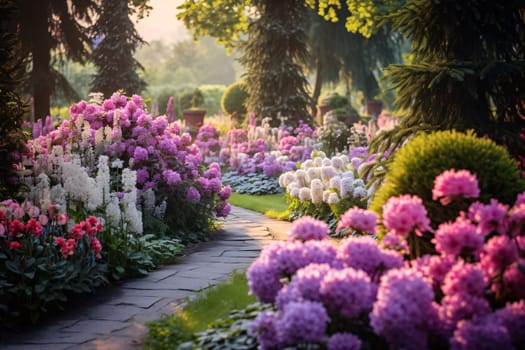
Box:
[337,207,378,234]
[432,169,480,204]
[382,195,432,237]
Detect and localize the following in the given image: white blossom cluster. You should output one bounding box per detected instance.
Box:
[279,152,369,205]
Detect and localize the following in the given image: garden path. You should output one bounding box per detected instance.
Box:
[1,206,292,350]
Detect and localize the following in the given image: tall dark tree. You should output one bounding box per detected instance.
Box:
[371,0,525,158]
[14,0,97,119]
[91,0,146,98]
[0,0,26,198]
[239,0,312,125]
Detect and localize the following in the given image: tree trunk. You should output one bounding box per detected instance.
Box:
[26,0,51,119]
[311,57,322,123]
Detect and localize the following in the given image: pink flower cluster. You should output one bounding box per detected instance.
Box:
[0,200,103,260]
[433,169,480,204]
[382,194,432,237]
[337,206,378,234]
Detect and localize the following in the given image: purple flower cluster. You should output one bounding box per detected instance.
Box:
[248,169,525,349]
[289,216,329,241]
[27,93,232,223]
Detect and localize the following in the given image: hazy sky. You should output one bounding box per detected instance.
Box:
[134,0,190,44]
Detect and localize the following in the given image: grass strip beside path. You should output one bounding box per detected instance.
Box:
[143,271,255,350]
[228,193,289,218]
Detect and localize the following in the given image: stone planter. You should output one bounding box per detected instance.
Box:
[182,109,206,128]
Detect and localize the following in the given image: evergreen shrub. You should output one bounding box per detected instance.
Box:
[370,130,525,242]
[221,81,249,126]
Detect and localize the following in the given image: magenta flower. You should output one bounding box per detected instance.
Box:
[439,294,490,333]
[289,216,329,241]
[480,235,518,277]
[442,262,487,297]
[468,199,509,235]
[162,170,181,186]
[433,217,484,258]
[337,207,378,234]
[432,169,480,204]
[382,194,432,237]
[186,186,201,202]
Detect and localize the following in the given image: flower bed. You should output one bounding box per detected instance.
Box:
[2,93,233,323]
[246,169,525,349]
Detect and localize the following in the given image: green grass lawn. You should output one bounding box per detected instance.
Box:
[228,192,289,219]
[143,271,256,350]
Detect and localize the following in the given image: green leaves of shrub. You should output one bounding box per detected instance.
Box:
[370,130,525,251]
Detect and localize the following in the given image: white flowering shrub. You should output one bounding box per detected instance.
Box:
[279,149,374,234]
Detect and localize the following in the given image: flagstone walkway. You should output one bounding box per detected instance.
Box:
[1,206,292,350]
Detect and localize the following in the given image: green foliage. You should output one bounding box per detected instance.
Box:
[221,81,249,125]
[201,85,227,116]
[370,130,525,251]
[239,0,313,126]
[143,271,257,350]
[228,192,288,215]
[0,226,107,324]
[91,0,146,98]
[98,228,183,281]
[177,0,249,51]
[181,304,267,350]
[180,88,205,110]
[222,172,283,195]
[305,0,404,38]
[372,0,525,164]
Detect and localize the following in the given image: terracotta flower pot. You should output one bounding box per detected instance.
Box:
[183,109,206,128]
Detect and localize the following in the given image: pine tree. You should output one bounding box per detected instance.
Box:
[91,0,146,98]
[371,0,525,158]
[239,0,312,126]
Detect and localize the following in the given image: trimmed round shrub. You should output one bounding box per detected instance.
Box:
[221,81,249,125]
[370,130,525,242]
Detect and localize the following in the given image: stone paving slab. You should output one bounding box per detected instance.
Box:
[0,206,292,349]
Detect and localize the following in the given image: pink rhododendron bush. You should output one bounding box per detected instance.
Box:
[247,169,525,349]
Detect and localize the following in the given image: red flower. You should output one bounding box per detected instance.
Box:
[9,241,21,250]
[9,219,25,236]
[25,218,43,237]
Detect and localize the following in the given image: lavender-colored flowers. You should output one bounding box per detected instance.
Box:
[277,301,329,345]
[289,216,329,241]
[433,217,484,258]
[371,269,435,350]
[320,267,374,319]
